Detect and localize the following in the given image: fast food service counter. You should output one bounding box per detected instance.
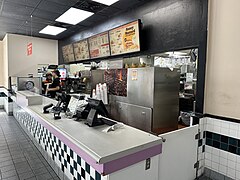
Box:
[14,91,162,180]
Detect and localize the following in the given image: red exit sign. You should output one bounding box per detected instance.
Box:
[27,43,32,56]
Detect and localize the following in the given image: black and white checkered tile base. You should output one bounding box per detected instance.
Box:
[13,104,103,180]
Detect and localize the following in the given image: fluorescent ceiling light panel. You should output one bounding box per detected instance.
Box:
[56,8,94,25]
[39,25,66,36]
[92,0,119,6]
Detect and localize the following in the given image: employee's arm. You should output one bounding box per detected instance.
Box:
[47,86,60,92]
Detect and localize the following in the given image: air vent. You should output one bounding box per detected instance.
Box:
[73,0,107,13]
[53,22,72,29]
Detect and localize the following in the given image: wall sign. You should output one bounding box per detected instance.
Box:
[62,44,75,63]
[27,43,32,56]
[73,39,90,61]
[89,32,110,59]
[109,20,141,56]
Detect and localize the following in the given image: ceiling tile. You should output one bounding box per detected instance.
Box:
[37,1,70,14]
[5,0,39,8]
[0,0,150,40]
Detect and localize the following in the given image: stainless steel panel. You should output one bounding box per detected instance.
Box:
[126,103,152,132]
[17,77,42,94]
[110,101,152,132]
[127,68,154,107]
[117,102,128,124]
[152,68,179,133]
[109,67,155,107]
[94,67,180,134]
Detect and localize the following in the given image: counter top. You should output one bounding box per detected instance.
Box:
[16,91,162,175]
[16,90,42,97]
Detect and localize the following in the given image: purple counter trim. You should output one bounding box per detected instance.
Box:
[16,95,162,175]
[103,144,162,175]
[24,107,104,174]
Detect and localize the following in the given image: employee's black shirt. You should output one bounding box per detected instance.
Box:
[49,78,61,98]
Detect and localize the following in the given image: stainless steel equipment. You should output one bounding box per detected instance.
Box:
[91,67,180,134]
[17,77,42,94]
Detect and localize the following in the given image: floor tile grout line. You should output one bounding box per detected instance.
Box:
[0,121,21,180]
[1,114,52,180]
[0,111,60,179]
[12,114,60,179]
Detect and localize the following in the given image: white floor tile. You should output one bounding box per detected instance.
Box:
[205,145,213,153]
[229,130,238,139]
[211,161,219,171]
[228,153,237,162]
[227,159,236,170]
[229,122,238,130]
[236,170,240,179]
[220,128,229,136]
[219,157,227,166]
[213,126,221,133]
[219,150,228,159]
[205,159,211,168]
[221,121,230,129]
[236,162,240,171]
[227,167,236,179]
[219,165,227,175]
[212,148,220,156]
[212,154,220,163]
[205,152,212,161]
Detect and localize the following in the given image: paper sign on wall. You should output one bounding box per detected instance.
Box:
[131,70,138,81]
[27,43,32,56]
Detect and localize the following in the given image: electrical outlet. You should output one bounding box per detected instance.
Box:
[145,158,151,170]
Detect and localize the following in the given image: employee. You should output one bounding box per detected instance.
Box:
[43,73,53,84]
[46,70,61,98]
[42,73,53,94]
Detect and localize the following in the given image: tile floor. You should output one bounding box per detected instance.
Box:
[0,109,60,180]
[199,176,212,180]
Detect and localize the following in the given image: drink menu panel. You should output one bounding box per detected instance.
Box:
[89,32,110,59]
[109,20,140,56]
[73,40,90,61]
[62,44,75,63]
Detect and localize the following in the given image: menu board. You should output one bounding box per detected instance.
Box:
[73,39,90,61]
[89,32,110,59]
[109,20,140,56]
[62,44,75,63]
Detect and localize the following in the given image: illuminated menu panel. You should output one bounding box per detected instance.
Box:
[109,20,140,56]
[89,32,110,59]
[62,44,75,62]
[73,39,90,61]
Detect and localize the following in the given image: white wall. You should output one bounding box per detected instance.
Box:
[0,41,3,86]
[204,0,240,119]
[2,36,8,88]
[7,34,58,78]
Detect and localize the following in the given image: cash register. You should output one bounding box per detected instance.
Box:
[85,98,116,127]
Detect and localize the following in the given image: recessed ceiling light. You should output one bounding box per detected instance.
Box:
[56,7,94,25]
[39,25,66,36]
[92,0,119,6]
